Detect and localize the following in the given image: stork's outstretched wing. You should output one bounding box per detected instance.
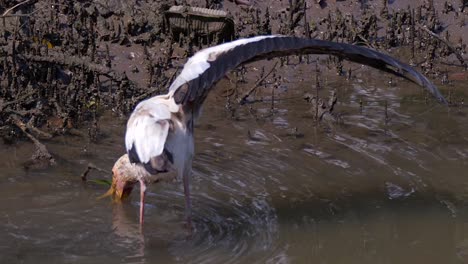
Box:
[169,35,447,109]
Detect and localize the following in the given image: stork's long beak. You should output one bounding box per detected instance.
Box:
[99,174,136,200]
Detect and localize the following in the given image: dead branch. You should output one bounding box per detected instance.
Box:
[238,61,278,104]
[10,114,55,167]
[0,45,127,82]
[18,53,124,80]
[1,0,34,17]
[81,163,110,181]
[418,24,467,69]
[27,116,53,139]
[0,90,36,112]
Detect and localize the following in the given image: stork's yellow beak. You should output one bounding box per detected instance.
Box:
[98,184,117,200]
[98,175,135,201]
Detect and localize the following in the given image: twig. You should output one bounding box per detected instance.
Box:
[0,90,36,112]
[417,24,467,69]
[0,46,126,82]
[10,114,55,166]
[315,71,319,124]
[19,53,119,79]
[238,61,278,104]
[1,0,33,17]
[81,163,110,181]
[26,116,53,139]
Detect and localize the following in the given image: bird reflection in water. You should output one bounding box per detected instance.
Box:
[111,201,146,258]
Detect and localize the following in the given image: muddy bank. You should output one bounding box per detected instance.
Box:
[0,0,466,167]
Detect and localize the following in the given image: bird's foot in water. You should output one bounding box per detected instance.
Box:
[183,217,195,237]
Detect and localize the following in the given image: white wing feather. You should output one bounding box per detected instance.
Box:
[125,99,173,163]
[168,35,277,93]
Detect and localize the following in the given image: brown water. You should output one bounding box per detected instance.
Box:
[1,66,468,263]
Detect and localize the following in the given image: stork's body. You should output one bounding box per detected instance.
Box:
[124,94,195,225]
[106,35,447,228]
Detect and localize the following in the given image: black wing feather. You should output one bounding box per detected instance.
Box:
[174,36,447,109]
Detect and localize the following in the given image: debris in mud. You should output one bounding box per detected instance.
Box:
[281,127,305,138]
[304,90,339,124]
[164,5,235,44]
[385,182,415,200]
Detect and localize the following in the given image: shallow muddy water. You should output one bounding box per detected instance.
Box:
[1,67,468,263]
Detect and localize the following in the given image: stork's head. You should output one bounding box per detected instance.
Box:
[101,154,137,200]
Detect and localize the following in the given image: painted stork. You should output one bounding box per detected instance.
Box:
[103,35,447,227]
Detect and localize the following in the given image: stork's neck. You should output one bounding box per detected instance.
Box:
[147,93,180,114]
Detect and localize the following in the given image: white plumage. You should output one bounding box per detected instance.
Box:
[125,96,179,163]
[169,35,277,93]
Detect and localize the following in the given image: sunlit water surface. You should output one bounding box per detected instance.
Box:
[1,67,468,263]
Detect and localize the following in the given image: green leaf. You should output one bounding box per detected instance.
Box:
[89,179,112,186]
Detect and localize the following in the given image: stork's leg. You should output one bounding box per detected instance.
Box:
[139,179,147,225]
[182,163,193,231]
